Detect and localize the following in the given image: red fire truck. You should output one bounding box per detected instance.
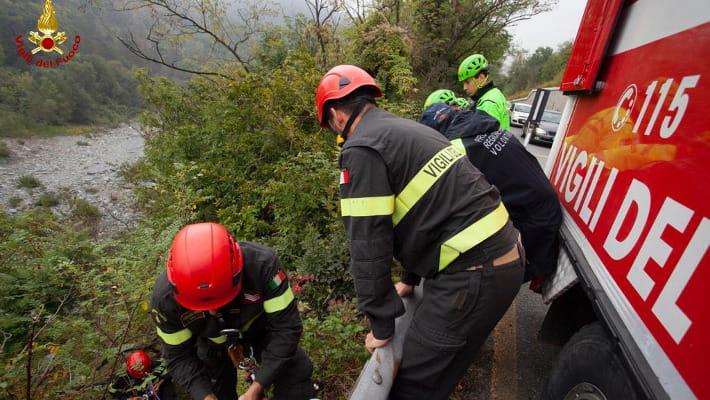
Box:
[540,0,709,399]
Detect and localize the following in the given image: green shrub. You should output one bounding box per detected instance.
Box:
[0,141,9,159]
[70,198,101,227]
[117,160,150,183]
[0,209,182,399]
[16,175,41,190]
[300,301,369,397]
[134,52,358,312]
[36,192,60,208]
[76,140,90,146]
[7,196,22,208]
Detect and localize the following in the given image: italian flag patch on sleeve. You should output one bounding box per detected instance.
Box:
[267,270,287,290]
[340,169,350,185]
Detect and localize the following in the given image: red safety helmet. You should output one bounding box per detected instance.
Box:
[167,223,243,311]
[315,65,382,127]
[126,350,152,379]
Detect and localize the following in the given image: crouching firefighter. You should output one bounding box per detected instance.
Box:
[315,65,525,400]
[420,103,563,289]
[150,222,317,400]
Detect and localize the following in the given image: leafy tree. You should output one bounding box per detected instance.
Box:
[351,12,418,99]
[407,0,554,90]
[500,41,572,96]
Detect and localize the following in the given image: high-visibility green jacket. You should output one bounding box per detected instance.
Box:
[338,107,518,340]
[150,242,301,400]
[473,82,510,131]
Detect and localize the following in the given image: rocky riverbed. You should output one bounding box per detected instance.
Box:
[0,123,145,235]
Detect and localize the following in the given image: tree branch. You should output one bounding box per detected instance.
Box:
[116,33,232,81]
[113,0,261,76]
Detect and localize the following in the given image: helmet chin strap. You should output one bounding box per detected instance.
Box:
[475,75,488,89]
[337,101,369,147]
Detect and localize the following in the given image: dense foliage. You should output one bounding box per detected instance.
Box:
[499,41,573,97]
[0,56,141,136]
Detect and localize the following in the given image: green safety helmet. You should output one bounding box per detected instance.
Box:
[451,97,470,108]
[458,54,488,82]
[423,89,456,110]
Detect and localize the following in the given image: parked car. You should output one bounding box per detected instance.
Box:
[531,110,561,144]
[510,102,531,127]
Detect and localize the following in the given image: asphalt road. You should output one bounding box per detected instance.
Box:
[452,127,560,400]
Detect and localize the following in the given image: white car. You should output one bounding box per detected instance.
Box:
[509,103,531,127]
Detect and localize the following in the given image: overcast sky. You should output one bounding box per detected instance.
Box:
[507,0,587,52]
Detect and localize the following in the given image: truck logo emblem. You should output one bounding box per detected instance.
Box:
[611,84,637,132]
[29,0,66,55]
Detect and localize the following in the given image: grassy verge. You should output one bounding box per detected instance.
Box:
[0,116,134,138]
[0,124,103,138]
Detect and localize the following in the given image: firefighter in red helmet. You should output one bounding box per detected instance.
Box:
[150,223,316,400]
[316,65,524,399]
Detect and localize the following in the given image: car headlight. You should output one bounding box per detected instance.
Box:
[535,127,546,134]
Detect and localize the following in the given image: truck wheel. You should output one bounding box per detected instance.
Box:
[543,322,640,400]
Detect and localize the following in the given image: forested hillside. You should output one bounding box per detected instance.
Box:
[0,1,562,398]
[0,0,146,135]
[500,41,572,97]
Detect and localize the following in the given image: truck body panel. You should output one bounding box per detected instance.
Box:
[544,0,710,398]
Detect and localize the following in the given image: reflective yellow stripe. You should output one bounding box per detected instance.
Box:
[450,138,466,155]
[439,202,510,271]
[209,335,226,344]
[264,286,295,313]
[156,327,193,346]
[341,195,395,217]
[393,145,465,226]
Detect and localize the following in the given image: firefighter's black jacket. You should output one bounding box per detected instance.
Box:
[339,107,518,340]
[421,104,563,280]
[150,242,301,400]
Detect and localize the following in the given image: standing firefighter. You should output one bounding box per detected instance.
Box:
[458,54,511,131]
[150,223,316,400]
[315,65,525,400]
[420,103,563,288]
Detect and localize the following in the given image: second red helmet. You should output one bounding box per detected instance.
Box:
[167,223,243,311]
[315,65,382,127]
[126,350,152,379]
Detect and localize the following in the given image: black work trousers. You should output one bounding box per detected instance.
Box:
[198,346,315,400]
[390,244,525,400]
